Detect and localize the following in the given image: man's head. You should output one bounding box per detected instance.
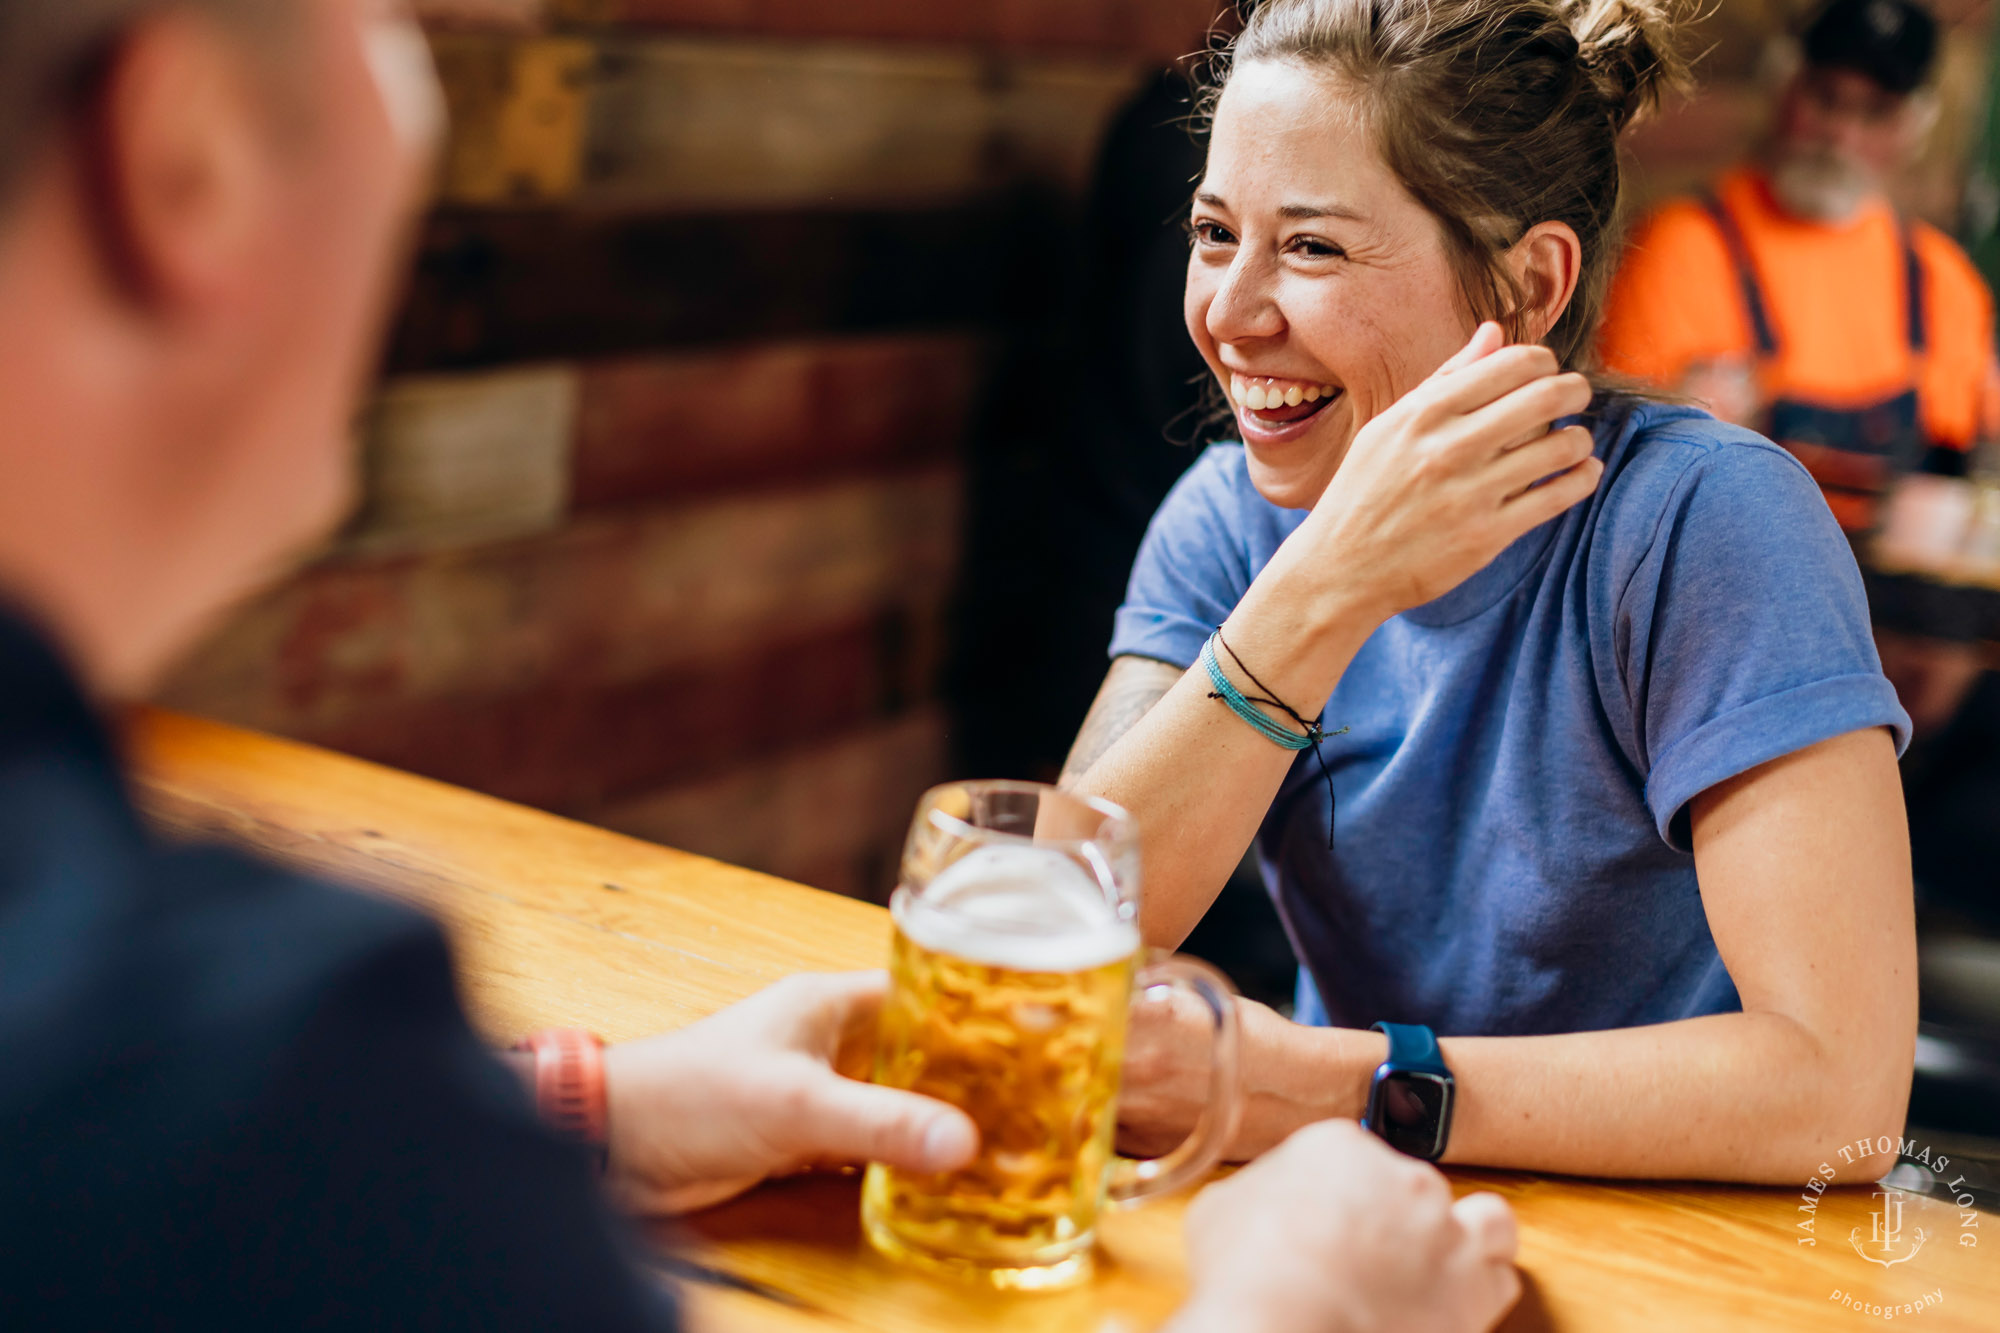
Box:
[0,0,440,696]
[1767,0,1939,221]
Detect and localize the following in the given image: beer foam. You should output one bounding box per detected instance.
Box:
[897,844,1139,972]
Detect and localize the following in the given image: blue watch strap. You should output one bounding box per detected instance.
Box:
[1372,1021,1449,1076]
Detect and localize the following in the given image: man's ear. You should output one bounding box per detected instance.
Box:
[1504,221,1583,346]
[88,11,273,315]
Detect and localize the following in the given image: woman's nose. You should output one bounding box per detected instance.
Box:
[1205,255,1285,346]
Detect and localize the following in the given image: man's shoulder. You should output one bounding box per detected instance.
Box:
[1910,219,1993,306]
[1607,193,1736,315]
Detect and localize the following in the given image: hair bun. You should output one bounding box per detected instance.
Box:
[1568,0,1692,133]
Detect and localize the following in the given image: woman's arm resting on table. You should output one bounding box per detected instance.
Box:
[1438,725,1916,1182]
[1120,727,1918,1183]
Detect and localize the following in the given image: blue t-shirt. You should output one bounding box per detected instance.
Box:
[1109,399,1910,1036]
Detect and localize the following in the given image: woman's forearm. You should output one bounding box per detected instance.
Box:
[1248,1010,1909,1183]
[1067,567,1384,947]
[1437,1012,1908,1182]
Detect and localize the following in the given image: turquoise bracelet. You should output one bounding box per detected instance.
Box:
[1199,633,1314,751]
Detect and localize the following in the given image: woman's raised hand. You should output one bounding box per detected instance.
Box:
[1288,322,1601,622]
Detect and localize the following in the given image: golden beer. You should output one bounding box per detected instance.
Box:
[862,853,1138,1286]
[863,784,1241,1291]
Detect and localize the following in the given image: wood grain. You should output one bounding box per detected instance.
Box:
[590,706,949,901]
[422,32,1140,211]
[125,710,2000,1332]
[578,38,1140,212]
[157,468,961,739]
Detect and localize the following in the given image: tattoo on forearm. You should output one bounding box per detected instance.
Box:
[1059,659,1183,788]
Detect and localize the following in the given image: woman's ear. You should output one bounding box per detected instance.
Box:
[1504,221,1583,344]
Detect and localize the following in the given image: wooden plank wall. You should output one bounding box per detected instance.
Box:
[156,0,1995,903]
[156,1,1219,902]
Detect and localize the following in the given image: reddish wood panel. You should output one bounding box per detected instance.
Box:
[388,205,1025,373]
[157,469,961,738]
[549,0,1226,59]
[287,614,935,811]
[573,335,984,507]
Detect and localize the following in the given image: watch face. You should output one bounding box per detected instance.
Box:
[1372,1071,1453,1159]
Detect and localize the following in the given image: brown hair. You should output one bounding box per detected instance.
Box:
[1206,0,1692,371]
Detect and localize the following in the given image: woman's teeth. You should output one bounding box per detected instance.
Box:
[1230,376,1339,411]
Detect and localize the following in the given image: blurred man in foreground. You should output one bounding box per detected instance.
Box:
[1599,0,1995,536]
[0,2,1518,1329]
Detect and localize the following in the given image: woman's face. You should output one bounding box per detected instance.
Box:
[1187,60,1476,509]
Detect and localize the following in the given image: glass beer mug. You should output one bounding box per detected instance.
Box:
[861,780,1242,1290]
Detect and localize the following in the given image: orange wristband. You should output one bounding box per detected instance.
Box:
[513,1028,608,1156]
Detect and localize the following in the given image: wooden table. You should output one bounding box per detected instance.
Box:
[126,708,2000,1332]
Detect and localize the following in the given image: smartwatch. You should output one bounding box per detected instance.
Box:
[1362,1022,1455,1161]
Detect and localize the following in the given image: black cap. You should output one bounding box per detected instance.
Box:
[1802,0,1939,95]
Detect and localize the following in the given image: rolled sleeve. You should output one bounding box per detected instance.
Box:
[1644,673,1910,850]
[1619,436,1911,850]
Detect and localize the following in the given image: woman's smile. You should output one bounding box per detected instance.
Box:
[1228,372,1346,448]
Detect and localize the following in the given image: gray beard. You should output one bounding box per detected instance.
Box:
[1767,151,1879,223]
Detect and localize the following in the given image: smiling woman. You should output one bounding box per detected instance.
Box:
[1063,0,1922,1187]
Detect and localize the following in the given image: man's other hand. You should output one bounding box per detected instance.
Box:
[1168,1119,1520,1333]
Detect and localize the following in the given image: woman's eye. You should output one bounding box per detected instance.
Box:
[1290,237,1346,259]
[1190,221,1235,247]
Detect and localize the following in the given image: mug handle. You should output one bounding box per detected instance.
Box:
[1106,953,1243,1205]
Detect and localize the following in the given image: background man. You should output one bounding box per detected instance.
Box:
[1600,0,2000,1105]
[0,1,1519,1328]
[1599,0,1995,536]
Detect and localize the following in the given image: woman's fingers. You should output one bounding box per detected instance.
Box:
[1423,342,1564,419]
[1427,321,1508,381]
[1452,371,1594,459]
[1499,451,1604,529]
[1492,424,1596,499]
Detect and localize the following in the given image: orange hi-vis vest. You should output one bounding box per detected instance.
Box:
[1600,167,1997,533]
